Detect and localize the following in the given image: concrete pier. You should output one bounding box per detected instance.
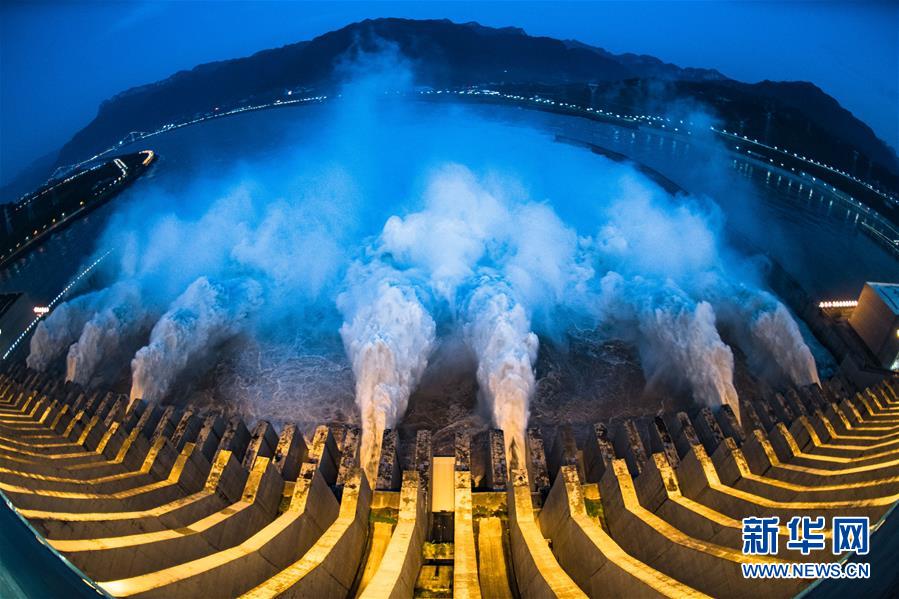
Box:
[1,366,898,598]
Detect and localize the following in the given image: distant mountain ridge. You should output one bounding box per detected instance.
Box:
[18,18,899,196]
[561,38,726,82]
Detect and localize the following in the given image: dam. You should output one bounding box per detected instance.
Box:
[2,4,899,596]
[0,150,155,269]
[0,92,896,599]
[0,363,897,597]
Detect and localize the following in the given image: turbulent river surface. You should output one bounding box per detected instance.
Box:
[2,98,896,454]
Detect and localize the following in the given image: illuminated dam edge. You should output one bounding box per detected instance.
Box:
[1,150,156,269]
[0,364,898,598]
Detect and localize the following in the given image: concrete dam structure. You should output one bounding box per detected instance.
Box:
[1,363,898,597]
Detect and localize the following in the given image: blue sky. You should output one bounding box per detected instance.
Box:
[1,0,896,187]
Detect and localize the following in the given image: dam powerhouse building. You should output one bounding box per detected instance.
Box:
[849,282,899,371]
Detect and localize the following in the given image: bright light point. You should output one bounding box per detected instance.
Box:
[818,300,859,309]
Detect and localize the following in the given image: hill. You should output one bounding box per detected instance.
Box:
[34,18,899,196]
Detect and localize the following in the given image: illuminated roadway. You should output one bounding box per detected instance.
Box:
[46,88,896,212]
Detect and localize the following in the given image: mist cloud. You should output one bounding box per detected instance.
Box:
[338,262,436,478]
[130,277,263,403]
[23,48,823,465]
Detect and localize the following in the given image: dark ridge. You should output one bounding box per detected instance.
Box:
[14,17,893,197]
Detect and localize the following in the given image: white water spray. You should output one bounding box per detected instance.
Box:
[465,283,538,456]
[643,299,740,417]
[130,277,263,403]
[598,273,740,417]
[706,281,820,388]
[338,270,435,480]
[748,301,819,386]
[66,282,151,387]
[27,290,108,371]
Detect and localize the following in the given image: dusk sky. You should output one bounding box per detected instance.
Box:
[1,0,897,188]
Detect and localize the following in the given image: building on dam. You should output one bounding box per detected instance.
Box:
[849,282,899,371]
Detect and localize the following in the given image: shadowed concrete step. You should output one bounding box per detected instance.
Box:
[0,394,132,471]
[26,443,254,540]
[709,435,899,505]
[359,470,428,599]
[742,429,899,487]
[805,406,899,449]
[98,425,341,599]
[0,404,170,481]
[767,422,899,470]
[0,400,167,471]
[0,396,90,433]
[841,398,899,426]
[0,396,50,421]
[599,457,800,597]
[8,399,130,451]
[633,451,821,561]
[789,414,899,460]
[0,410,180,494]
[1,439,210,512]
[0,397,63,431]
[55,453,282,582]
[541,464,710,598]
[0,435,102,464]
[795,409,899,454]
[507,465,586,599]
[0,410,101,452]
[692,413,899,501]
[858,390,899,416]
[240,432,371,598]
[676,434,894,521]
